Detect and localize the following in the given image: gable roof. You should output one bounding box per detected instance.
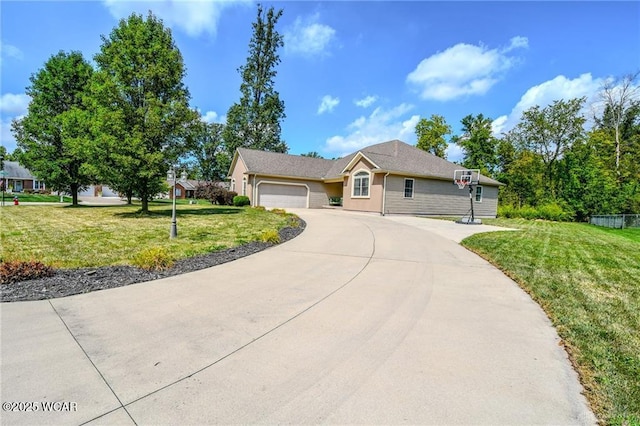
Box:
[233,140,502,186]
[2,161,37,179]
[235,148,336,180]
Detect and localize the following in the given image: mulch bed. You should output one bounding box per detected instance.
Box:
[1,219,305,303]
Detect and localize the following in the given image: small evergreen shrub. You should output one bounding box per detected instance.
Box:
[259,229,280,244]
[271,208,287,215]
[233,195,250,207]
[0,260,54,284]
[131,247,174,271]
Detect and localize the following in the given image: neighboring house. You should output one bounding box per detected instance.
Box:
[0,161,46,193]
[166,179,199,200]
[228,139,503,217]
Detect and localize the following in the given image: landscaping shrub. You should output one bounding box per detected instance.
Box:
[497,205,517,219]
[271,208,287,215]
[497,203,574,221]
[0,260,54,284]
[195,182,234,205]
[287,215,300,228]
[537,202,574,221]
[259,229,280,244]
[233,195,250,207]
[131,247,174,271]
[252,205,266,211]
[225,191,237,206]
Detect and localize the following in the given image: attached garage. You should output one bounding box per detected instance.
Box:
[257,183,308,208]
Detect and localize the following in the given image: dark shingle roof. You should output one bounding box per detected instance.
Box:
[236,140,502,186]
[237,148,336,180]
[2,161,36,179]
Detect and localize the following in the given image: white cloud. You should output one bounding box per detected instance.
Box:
[285,13,336,57]
[0,93,30,153]
[324,103,419,155]
[0,42,23,61]
[491,73,603,135]
[354,95,378,108]
[201,110,225,124]
[0,93,30,115]
[317,95,340,115]
[102,0,249,38]
[406,36,528,101]
[445,143,465,163]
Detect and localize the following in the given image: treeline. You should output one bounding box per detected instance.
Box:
[415,76,640,220]
[9,5,285,212]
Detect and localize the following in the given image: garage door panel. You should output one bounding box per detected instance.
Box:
[258,184,307,208]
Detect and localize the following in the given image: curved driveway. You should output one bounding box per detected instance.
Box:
[1,210,595,425]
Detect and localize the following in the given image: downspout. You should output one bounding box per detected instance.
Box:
[381,172,390,216]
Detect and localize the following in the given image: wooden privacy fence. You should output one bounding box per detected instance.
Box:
[590,214,640,229]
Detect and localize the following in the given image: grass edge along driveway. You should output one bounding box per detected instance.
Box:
[462,219,639,426]
[1,202,293,268]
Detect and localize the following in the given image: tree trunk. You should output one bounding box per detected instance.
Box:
[71,182,79,206]
[141,196,148,214]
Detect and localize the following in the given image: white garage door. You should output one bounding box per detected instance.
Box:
[258,183,308,208]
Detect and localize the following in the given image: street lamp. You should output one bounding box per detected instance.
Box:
[168,167,178,239]
[1,155,5,207]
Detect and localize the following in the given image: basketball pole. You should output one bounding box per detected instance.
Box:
[469,184,475,223]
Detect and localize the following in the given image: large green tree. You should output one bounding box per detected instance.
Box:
[510,98,586,198]
[223,4,287,157]
[88,12,195,213]
[189,121,228,181]
[11,51,94,205]
[453,114,498,177]
[415,114,451,159]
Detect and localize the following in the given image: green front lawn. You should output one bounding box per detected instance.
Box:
[0,202,292,268]
[2,193,72,203]
[462,219,640,425]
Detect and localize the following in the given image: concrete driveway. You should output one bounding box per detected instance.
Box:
[1,210,595,425]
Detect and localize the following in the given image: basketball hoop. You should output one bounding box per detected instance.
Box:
[455,179,468,190]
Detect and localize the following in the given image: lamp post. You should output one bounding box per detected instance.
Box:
[168,167,178,239]
[1,155,5,207]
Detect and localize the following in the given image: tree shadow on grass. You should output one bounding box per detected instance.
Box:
[114,207,241,219]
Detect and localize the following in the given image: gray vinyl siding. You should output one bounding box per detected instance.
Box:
[384,176,499,217]
[253,176,328,208]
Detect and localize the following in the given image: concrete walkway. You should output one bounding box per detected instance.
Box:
[0,210,595,425]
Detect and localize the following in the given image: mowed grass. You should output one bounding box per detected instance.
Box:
[3,193,73,203]
[0,202,291,268]
[462,219,640,425]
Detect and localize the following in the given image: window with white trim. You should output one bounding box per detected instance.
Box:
[34,181,45,190]
[475,186,483,202]
[230,178,235,192]
[352,170,370,197]
[404,178,414,198]
[242,177,247,196]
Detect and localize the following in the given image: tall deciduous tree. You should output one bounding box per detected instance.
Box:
[11,51,94,205]
[88,12,195,213]
[415,114,451,159]
[597,72,639,174]
[453,114,498,177]
[510,98,586,198]
[189,121,228,181]
[223,4,287,157]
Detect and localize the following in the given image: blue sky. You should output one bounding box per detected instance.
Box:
[1,1,639,161]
